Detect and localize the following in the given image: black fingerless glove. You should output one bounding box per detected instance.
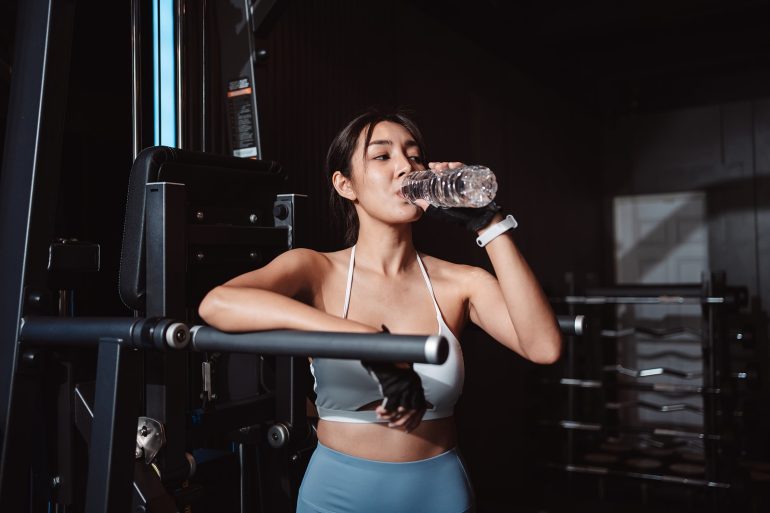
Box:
[423,201,501,232]
[361,326,427,412]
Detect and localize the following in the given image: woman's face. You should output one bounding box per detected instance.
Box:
[346,121,426,224]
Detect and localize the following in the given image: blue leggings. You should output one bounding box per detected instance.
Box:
[297,442,475,513]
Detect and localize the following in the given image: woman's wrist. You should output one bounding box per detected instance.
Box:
[475,213,505,236]
[475,214,519,247]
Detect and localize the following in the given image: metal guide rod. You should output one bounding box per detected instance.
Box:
[564,296,716,305]
[546,463,731,489]
[561,284,745,305]
[19,317,189,350]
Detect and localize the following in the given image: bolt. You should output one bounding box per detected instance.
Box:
[249,251,259,260]
[195,211,204,221]
[23,351,37,364]
[195,252,205,261]
[51,475,61,488]
[291,454,299,462]
[249,214,259,224]
[273,204,289,220]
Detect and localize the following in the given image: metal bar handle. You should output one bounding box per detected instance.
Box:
[20,317,449,364]
[189,327,448,364]
[557,315,586,336]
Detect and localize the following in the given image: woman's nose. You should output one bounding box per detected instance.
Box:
[394,156,415,178]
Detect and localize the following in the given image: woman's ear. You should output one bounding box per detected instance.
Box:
[332,170,357,201]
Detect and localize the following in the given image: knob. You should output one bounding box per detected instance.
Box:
[267,423,290,448]
[273,204,289,221]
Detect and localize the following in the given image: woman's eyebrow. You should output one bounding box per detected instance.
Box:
[367,139,418,148]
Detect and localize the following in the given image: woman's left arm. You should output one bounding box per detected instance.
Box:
[466,213,563,364]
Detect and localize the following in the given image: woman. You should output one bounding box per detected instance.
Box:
[198,109,562,512]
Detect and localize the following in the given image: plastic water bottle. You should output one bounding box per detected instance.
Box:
[400,165,498,208]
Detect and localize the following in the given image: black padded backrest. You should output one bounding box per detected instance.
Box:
[119,146,285,312]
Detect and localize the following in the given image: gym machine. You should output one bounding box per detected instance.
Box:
[1,118,451,513]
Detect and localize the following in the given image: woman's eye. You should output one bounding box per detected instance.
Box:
[373,154,389,160]
[408,155,422,161]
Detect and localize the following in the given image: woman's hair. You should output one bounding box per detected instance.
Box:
[326,108,428,245]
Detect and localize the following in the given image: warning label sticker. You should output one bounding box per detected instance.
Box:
[227,77,257,158]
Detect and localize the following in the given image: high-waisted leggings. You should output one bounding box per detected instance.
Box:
[296,442,475,513]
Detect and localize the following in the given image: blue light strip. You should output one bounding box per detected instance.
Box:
[152,0,159,144]
[152,0,176,147]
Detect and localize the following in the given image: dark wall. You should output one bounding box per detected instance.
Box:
[603,99,770,316]
[254,0,604,283]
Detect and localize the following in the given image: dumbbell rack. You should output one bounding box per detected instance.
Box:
[540,272,750,511]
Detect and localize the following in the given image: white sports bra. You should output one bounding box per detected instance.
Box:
[310,246,465,423]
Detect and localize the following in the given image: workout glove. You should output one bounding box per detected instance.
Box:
[361,326,427,413]
[423,201,501,233]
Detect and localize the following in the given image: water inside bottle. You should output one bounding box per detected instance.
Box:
[401,166,497,208]
[455,167,497,207]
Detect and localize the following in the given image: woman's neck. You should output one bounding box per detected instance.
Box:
[353,222,417,277]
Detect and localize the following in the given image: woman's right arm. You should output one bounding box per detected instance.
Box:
[198,248,376,334]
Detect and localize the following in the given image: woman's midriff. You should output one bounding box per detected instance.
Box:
[316,416,457,462]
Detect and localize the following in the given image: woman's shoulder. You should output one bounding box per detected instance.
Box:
[278,247,351,273]
[418,253,489,285]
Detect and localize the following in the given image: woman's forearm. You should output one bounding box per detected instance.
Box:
[199,285,377,334]
[480,217,563,363]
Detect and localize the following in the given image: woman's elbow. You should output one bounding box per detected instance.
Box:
[198,287,224,324]
[530,335,563,365]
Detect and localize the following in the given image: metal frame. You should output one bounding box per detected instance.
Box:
[85,339,142,513]
[0,0,75,508]
[545,272,743,510]
[145,183,190,481]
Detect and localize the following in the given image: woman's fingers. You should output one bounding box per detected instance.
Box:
[405,409,425,432]
[428,161,464,172]
[387,407,426,432]
[375,398,426,431]
[388,408,411,428]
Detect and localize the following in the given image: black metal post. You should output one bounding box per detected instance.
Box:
[145,182,190,481]
[85,338,142,513]
[0,0,75,507]
[276,357,306,431]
